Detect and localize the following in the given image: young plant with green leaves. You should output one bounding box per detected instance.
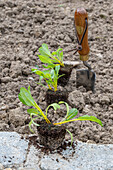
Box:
[31,65,64,92]
[18,86,103,144]
[38,43,64,68]
[32,44,65,91]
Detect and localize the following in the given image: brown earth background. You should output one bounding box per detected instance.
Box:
[0,0,113,144]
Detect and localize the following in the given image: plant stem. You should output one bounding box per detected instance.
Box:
[51,55,64,67]
[53,119,79,125]
[48,84,52,90]
[34,102,51,124]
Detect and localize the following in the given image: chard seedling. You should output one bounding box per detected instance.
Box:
[18,86,103,144]
[32,44,65,91]
[31,65,64,92]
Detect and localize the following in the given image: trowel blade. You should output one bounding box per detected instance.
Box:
[76,69,96,92]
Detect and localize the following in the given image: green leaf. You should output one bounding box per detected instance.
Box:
[57,48,63,53]
[58,101,69,117]
[18,87,36,107]
[46,103,60,116]
[50,103,61,111]
[52,51,57,55]
[28,85,31,94]
[66,108,78,121]
[27,108,42,116]
[18,93,28,105]
[19,86,50,124]
[38,55,52,64]
[58,74,65,79]
[31,68,37,72]
[59,51,63,61]
[43,73,51,80]
[75,115,103,126]
[29,117,40,133]
[43,69,51,74]
[42,64,55,69]
[50,69,55,79]
[29,120,34,133]
[55,65,60,75]
[32,120,40,127]
[46,79,53,85]
[30,115,40,127]
[31,69,43,76]
[56,48,63,58]
[39,44,51,57]
[66,129,73,146]
[28,112,41,117]
[54,115,103,127]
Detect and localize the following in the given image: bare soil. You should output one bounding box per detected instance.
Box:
[0,0,113,144]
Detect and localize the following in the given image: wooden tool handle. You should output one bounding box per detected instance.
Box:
[74,7,89,61]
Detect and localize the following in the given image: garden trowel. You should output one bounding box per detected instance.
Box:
[74,7,96,92]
